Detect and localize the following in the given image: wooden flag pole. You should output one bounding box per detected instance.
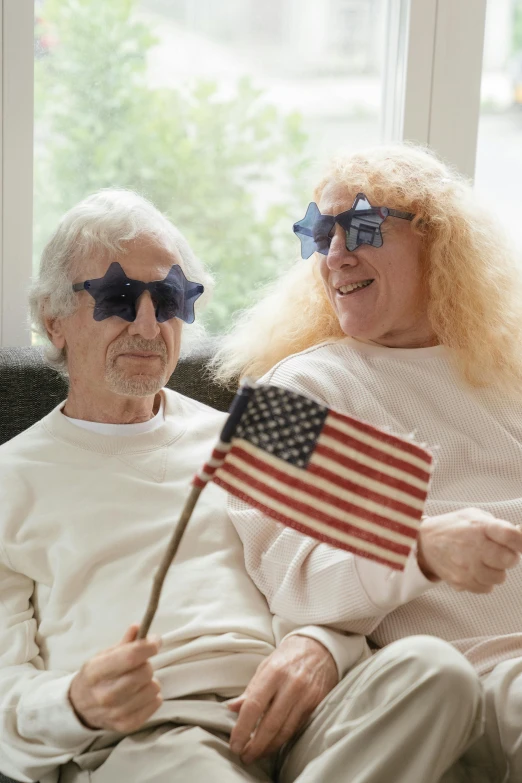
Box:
[137,380,255,639]
[137,484,203,639]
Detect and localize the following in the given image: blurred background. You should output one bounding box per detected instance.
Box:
[33,0,522,335]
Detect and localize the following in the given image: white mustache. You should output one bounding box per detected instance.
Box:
[109,338,167,360]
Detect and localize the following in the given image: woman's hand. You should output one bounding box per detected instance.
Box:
[227,635,338,764]
[417,508,522,593]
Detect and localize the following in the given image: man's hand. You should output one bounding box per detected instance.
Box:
[227,634,338,765]
[68,624,163,733]
[418,508,522,593]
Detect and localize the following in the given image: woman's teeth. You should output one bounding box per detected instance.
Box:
[338,280,373,294]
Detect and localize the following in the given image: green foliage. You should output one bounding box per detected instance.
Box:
[34,0,310,332]
[514,0,522,55]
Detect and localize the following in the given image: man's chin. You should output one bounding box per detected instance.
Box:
[105,371,167,398]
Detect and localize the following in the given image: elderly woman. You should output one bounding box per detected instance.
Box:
[214,144,522,782]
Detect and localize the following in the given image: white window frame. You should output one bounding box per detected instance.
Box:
[1,0,34,347]
[398,0,487,179]
[0,0,489,346]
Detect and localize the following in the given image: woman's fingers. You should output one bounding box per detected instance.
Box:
[484,521,522,553]
[419,511,522,594]
[481,539,520,570]
[473,562,507,587]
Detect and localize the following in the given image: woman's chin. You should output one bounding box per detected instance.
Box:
[337,317,377,341]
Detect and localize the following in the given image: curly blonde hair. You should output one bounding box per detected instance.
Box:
[212,143,522,400]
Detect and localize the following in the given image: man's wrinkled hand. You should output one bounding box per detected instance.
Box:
[68,624,163,733]
[417,508,522,593]
[227,634,338,765]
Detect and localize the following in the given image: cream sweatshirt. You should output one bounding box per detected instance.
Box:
[228,338,522,677]
[0,388,367,783]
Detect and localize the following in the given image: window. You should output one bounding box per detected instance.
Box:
[475,0,522,251]
[0,0,500,346]
[32,0,395,337]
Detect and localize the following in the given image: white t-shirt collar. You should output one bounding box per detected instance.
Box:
[64,395,166,436]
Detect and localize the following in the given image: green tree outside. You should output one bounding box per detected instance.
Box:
[34,0,310,333]
[514,0,522,54]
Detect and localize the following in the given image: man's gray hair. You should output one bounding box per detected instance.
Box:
[29,189,214,373]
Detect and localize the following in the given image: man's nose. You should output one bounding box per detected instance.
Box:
[325,225,358,270]
[128,292,160,340]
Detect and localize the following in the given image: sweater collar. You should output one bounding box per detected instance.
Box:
[344,337,447,360]
[41,388,187,455]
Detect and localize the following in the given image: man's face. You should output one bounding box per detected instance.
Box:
[47,236,184,399]
[317,181,436,348]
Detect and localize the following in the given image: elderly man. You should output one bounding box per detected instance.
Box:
[0,190,370,783]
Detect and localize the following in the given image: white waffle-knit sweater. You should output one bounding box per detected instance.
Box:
[0,388,367,783]
[228,337,522,678]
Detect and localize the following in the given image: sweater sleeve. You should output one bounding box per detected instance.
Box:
[0,547,101,783]
[227,498,434,635]
[271,616,371,680]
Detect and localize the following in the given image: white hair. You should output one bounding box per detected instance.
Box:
[29,188,214,373]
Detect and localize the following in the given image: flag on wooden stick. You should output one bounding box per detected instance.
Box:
[139,380,433,638]
[194,382,433,571]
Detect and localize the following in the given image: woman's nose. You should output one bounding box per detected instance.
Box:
[128,292,160,340]
[325,226,357,270]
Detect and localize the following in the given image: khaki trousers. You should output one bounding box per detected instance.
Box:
[62,635,520,783]
[458,655,522,783]
[280,635,484,783]
[59,696,276,783]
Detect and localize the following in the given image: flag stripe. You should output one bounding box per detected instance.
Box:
[313,443,428,505]
[214,475,404,569]
[322,422,432,483]
[224,444,418,543]
[193,441,232,487]
[213,471,409,568]
[328,409,432,464]
[308,458,425,518]
[225,439,421,536]
[217,456,412,556]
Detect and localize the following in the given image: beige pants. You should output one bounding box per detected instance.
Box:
[460,656,522,783]
[280,635,484,783]
[60,635,522,783]
[59,695,276,783]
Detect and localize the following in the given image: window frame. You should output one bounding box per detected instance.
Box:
[1,0,34,347]
[402,0,487,179]
[0,0,488,346]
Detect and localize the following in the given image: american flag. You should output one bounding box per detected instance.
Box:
[194,383,433,570]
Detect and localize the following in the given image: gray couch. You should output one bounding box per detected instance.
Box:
[0,345,235,783]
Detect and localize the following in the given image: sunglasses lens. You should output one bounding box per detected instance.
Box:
[313,215,335,255]
[344,209,386,251]
[92,283,140,322]
[151,284,182,323]
[155,268,204,324]
[293,202,323,259]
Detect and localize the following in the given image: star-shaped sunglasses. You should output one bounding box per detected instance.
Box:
[293,193,414,259]
[72,262,204,324]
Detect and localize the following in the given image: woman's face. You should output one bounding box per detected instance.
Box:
[318,181,438,348]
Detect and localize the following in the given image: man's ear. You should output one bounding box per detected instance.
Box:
[43,308,66,351]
